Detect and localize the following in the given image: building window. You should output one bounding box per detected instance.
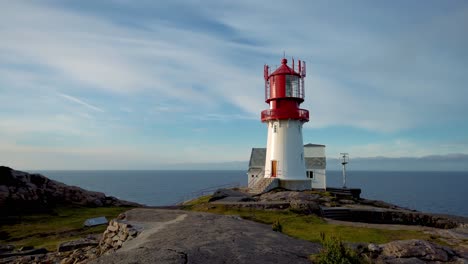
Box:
[273,124,277,133]
[307,171,314,179]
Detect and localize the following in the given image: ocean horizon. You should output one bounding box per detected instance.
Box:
[30,170,468,218]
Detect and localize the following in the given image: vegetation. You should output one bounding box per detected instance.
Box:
[184,196,434,245]
[312,233,365,264]
[272,219,283,232]
[0,206,132,251]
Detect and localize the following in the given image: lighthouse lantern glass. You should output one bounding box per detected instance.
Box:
[286,75,300,97]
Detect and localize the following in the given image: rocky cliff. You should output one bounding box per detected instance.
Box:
[0,166,139,216]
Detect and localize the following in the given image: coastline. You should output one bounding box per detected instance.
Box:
[2,167,468,263]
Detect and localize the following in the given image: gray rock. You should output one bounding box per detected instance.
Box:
[289,199,320,214]
[89,208,321,264]
[368,243,382,253]
[58,239,99,252]
[0,244,14,254]
[0,247,47,258]
[380,239,454,262]
[18,246,33,251]
[0,166,140,215]
[259,191,319,202]
[383,257,426,264]
[209,188,250,202]
[339,199,356,205]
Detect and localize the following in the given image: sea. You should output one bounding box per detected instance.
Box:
[32,170,468,217]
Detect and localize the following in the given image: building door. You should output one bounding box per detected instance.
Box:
[271,160,277,178]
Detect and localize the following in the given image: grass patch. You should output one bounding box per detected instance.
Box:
[0,206,133,251]
[181,195,212,208]
[186,198,433,245]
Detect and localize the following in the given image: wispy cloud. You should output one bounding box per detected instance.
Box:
[58,93,104,112]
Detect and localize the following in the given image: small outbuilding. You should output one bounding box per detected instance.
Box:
[304,143,326,189]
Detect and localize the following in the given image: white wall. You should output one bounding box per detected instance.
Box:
[264,119,307,180]
[304,146,325,158]
[310,169,326,189]
[248,174,262,188]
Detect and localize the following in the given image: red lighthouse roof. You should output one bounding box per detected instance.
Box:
[270,58,300,76]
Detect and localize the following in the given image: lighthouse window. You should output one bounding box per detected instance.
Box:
[286,75,300,97]
[273,124,277,133]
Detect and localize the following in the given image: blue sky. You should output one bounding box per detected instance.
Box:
[1,0,467,169]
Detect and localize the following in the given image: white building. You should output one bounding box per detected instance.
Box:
[304,143,326,189]
[247,143,327,190]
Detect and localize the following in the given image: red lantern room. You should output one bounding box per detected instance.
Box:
[261,58,309,122]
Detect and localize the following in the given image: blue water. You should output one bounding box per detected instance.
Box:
[32,170,468,217]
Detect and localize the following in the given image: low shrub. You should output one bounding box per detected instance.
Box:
[312,233,365,264]
[272,219,283,232]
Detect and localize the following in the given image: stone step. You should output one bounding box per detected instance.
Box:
[320,207,352,221]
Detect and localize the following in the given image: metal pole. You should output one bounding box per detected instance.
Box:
[340,153,348,189]
[342,163,347,188]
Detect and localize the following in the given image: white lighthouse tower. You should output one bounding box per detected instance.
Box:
[261,57,310,190]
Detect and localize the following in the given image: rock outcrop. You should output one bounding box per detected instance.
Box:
[211,188,466,229]
[98,218,139,254]
[367,239,468,263]
[0,166,139,216]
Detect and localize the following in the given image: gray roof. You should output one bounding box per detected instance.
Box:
[248,148,266,168]
[247,167,263,174]
[304,143,326,147]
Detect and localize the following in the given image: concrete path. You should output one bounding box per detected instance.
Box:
[90,208,320,264]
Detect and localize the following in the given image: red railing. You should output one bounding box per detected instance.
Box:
[261,108,309,122]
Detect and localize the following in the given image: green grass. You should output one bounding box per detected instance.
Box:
[185,197,433,245]
[182,195,212,207]
[0,206,133,251]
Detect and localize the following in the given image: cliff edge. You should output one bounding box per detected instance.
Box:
[0,166,139,216]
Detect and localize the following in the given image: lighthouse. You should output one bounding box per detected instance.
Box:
[262,57,309,187]
[247,57,326,193]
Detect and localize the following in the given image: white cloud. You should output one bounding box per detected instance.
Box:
[1,1,467,168]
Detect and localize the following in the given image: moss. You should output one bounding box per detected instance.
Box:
[0,206,132,251]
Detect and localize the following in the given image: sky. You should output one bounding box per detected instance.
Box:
[1,0,468,170]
